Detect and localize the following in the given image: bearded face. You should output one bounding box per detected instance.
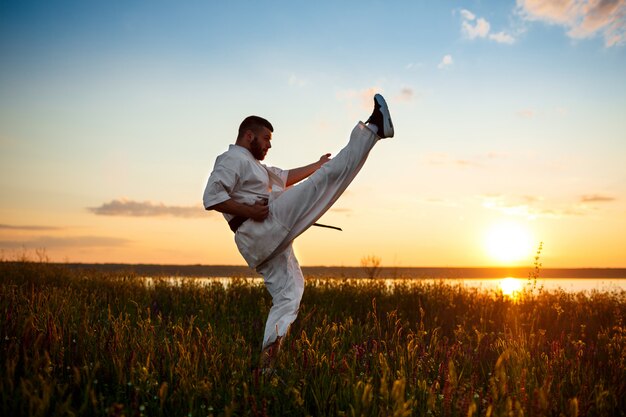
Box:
[250,136,268,160]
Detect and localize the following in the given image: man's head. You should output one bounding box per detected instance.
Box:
[236,115,274,161]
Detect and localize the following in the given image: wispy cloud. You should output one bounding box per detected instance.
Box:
[462,14,491,39]
[395,87,415,102]
[288,74,308,88]
[489,31,516,44]
[517,106,571,119]
[460,9,476,21]
[438,54,454,69]
[405,62,423,70]
[480,194,590,219]
[460,9,516,44]
[0,236,130,249]
[486,151,511,159]
[517,109,535,118]
[423,198,459,208]
[580,194,616,203]
[88,198,205,218]
[517,0,626,47]
[555,106,569,116]
[482,194,538,217]
[424,152,506,168]
[336,87,382,111]
[0,224,62,231]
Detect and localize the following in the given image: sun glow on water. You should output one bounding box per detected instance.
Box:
[499,277,523,298]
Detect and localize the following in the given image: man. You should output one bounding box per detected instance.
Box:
[203,94,394,367]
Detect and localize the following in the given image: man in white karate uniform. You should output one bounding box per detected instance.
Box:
[203,94,394,367]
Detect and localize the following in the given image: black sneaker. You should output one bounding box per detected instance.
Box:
[365,94,394,138]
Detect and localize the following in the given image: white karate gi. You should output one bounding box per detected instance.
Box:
[203,122,378,349]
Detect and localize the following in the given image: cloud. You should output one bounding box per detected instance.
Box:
[486,151,511,159]
[88,198,205,218]
[0,236,130,249]
[521,195,541,204]
[489,31,516,44]
[580,194,616,202]
[517,0,626,47]
[336,87,382,111]
[517,109,535,118]
[288,74,308,87]
[554,106,569,116]
[405,62,423,70]
[481,194,553,218]
[460,9,476,21]
[460,9,516,43]
[425,153,452,165]
[424,152,488,168]
[517,107,571,119]
[396,87,415,102]
[423,198,459,208]
[438,54,454,69]
[480,194,588,219]
[463,16,491,39]
[0,224,62,231]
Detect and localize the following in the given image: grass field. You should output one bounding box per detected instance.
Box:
[1,260,625,416]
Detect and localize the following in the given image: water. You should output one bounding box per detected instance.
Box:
[143,276,626,294]
[458,277,626,293]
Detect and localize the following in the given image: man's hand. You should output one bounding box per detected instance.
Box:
[208,198,269,221]
[319,153,332,166]
[247,199,269,221]
[286,153,333,186]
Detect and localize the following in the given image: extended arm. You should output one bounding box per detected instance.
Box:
[207,199,269,221]
[286,153,331,186]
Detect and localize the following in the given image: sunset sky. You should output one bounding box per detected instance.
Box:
[1,1,625,268]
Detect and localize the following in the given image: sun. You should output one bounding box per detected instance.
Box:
[484,221,533,264]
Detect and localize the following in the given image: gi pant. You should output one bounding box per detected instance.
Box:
[236,122,378,349]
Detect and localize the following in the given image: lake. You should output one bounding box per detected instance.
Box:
[143,276,626,295]
[60,262,626,294]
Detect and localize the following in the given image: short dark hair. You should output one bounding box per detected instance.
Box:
[237,115,273,139]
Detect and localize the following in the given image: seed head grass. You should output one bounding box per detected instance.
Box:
[1,260,624,416]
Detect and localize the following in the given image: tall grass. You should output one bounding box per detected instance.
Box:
[1,260,624,416]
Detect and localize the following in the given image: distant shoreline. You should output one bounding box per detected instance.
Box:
[42,263,626,279]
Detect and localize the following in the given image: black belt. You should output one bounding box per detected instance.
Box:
[228,216,248,233]
[228,216,342,233]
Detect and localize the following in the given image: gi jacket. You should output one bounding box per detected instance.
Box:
[203,144,290,268]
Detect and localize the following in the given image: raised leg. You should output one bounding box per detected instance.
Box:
[266,122,378,261]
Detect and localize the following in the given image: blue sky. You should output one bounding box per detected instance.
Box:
[1,1,625,266]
